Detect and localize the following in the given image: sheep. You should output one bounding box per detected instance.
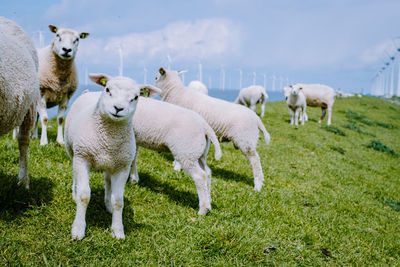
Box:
[130,97,222,215]
[0,17,40,188]
[235,85,269,117]
[188,80,208,95]
[155,68,271,191]
[285,85,306,126]
[293,83,335,125]
[64,73,160,240]
[36,25,89,146]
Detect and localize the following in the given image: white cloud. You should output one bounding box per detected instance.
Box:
[78,18,242,67]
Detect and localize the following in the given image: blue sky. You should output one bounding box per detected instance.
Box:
[2,0,399,93]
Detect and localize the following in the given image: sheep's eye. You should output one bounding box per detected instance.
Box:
[74,38,79,43]
[105,88,111,95]
[131,95,138,102]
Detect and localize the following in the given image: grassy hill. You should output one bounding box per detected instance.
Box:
[1,96,400,265]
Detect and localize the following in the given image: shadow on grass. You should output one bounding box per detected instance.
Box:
[85,185,146,235]
[210,166,253,187]
[137,172,199,210]
[0,172,54,221]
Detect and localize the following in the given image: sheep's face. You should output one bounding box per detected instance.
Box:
[49,25,89,60]
[290,86,302,96]
[155,67,184,90]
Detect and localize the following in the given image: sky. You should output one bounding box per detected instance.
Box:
[1,0,400,93]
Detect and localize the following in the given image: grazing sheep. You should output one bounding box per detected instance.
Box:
[155,68,270,191]
[286,85,306,126]
[37,25,89,146]
[293,83,335,125]
[130,97,222,215]
[188,80,208,95]
[0,17,40,188]
[64,74,159,240]
[235,85,269,117]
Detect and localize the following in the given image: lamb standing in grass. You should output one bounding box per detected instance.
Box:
[131,97,222,215]
[188,80,208,95]
[235,85,268,117]
[0,17,39,188]
[37,25,89,145]
[285,85,306,126]
[155,68,270,191]
[64,74,158,240]
[293,83,335,125]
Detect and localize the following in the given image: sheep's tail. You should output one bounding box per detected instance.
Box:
[257,117,270,145]
[204,124,222,160]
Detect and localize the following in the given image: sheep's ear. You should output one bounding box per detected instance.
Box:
[49,25,58,33]
[299,87,303,90]
[159,68,166,76]
[178,70,188,76]
[79,32,89,39]
[139,85,162,97]
[89,73,110,87]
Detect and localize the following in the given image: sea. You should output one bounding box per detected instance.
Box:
[46,85,285,118]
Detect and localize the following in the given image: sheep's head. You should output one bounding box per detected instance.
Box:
[290,85,302,96]
[155,67,185,90]
[89,74,161,122]
[49,25,89,60]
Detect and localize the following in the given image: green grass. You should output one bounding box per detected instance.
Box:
[1,96,400,265]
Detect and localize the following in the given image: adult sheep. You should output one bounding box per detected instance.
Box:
[64,73,159,240]
[235,85,268,117]
[188,80,208,95]
[0,17,40,188]
[131,96,222,215]
[293,83,335,125]
[285,85,306,126]
[155,68,271,191]
[37,25,89,145]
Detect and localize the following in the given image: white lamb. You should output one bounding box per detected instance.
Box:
[285,85,306,126]
[293,83,335,125]
[64,73,160,240]
[37,25,89,145]
[188,80,208,95]
[0,17,39,188]
[235,85,269,117]
[155,68,271,191]
[130,97,222,215]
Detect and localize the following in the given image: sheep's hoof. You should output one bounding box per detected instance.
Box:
[198,208,211,215]
[17,175,29,189]
[71,224,85,241]
[129,176,139,184]
[111,228,125,239]
[254,184,263,192]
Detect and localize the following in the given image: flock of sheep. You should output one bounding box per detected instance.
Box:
[0,17,337,240]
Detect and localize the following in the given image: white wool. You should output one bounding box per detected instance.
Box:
[293,83,335,125]
[131,97,221,215]
[188,80,208,95]
[36,25,89,146]
[0,17,39,188]
[155,68,270,191]
[64,74,151,240]
[286,86,307,126]
[235,85,268,117]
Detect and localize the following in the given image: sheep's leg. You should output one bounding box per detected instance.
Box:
[300,106,305,125]
[17,107,34,189]
[12,127,19,139]
[173,159,182,171]
[32,113,39,139]
[56,101,68,145]
[304,111,308,121]
[319,108,327,124]
[289,109,294,125]
[129,149,140,183]
[327,106,332,125]
[110,168,129,239]
[38,96,48,146]
[199,155,212,205]
[186,163,211,215]
[104,172,113,213]
[294,108,300,126]
[244,150,264,191]
[71,157,90,241]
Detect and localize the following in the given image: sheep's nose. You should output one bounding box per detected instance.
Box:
[114,106,124,114]
[62,47,72,53]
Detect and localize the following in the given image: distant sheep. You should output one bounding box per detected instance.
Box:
[188,80,208,95]
[64,74,159,240]
[36,25,89,145]
[0,17,40,188]
[285,85,306,126]
[131,97,222,214]
[293,83,335,125]
[155,68,271,191]
[235,85,268,117]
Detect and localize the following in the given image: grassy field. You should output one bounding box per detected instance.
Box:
[1,96,400,265]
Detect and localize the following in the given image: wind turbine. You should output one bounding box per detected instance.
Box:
[220,66,225,91]
[263,74,267,90]
[271,74,276,91]
[384,50,395,97]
